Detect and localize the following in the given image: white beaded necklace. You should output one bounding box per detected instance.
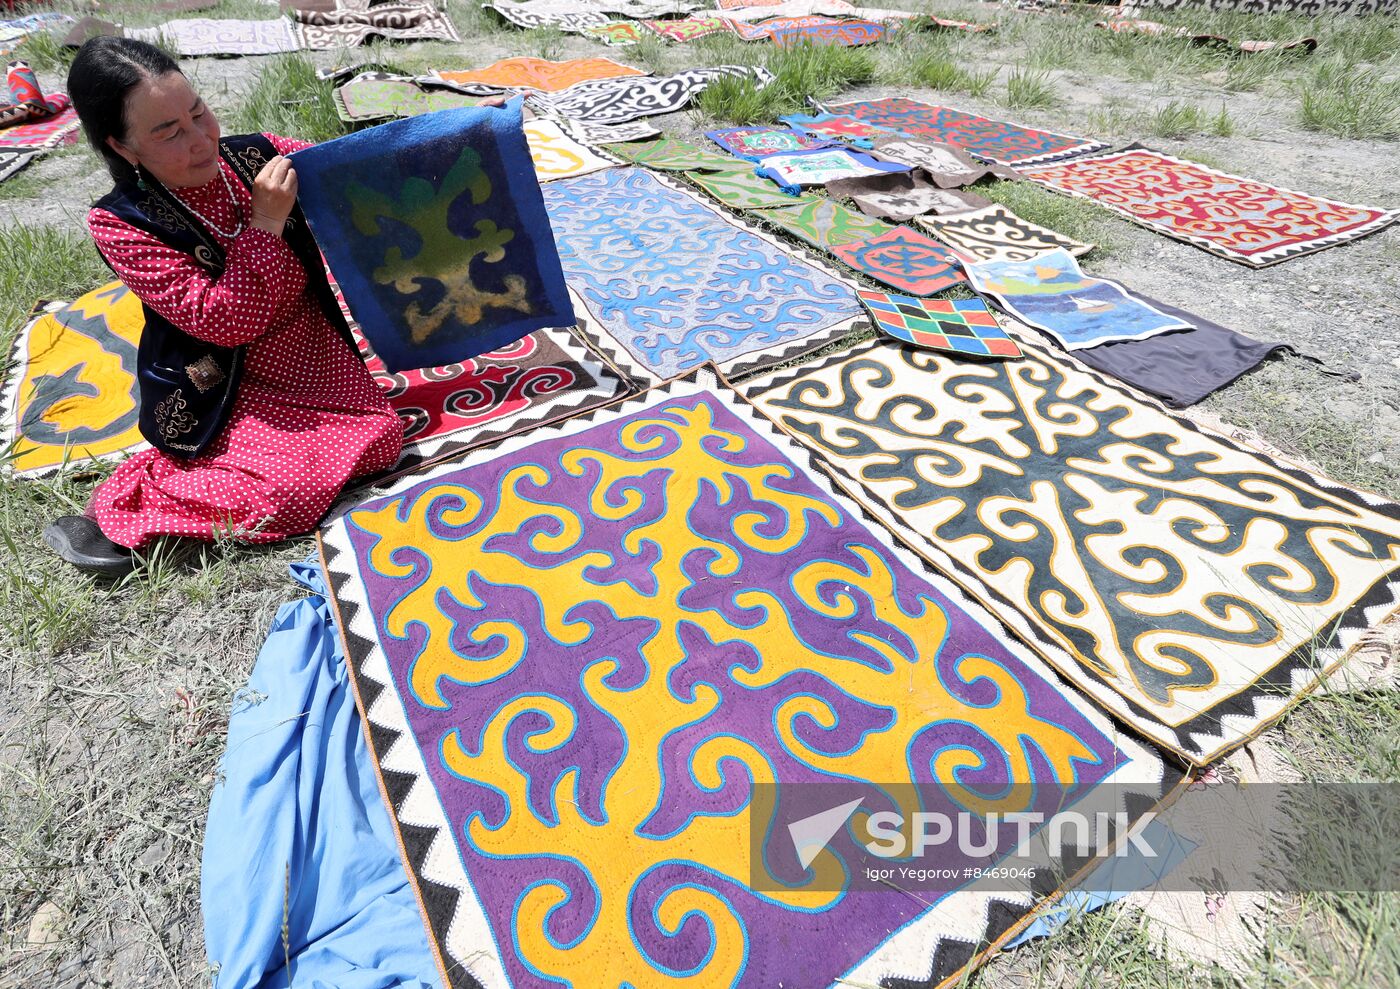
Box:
[167,163,246,240]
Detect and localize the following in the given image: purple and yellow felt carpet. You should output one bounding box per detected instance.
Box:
[319,367,1177,989]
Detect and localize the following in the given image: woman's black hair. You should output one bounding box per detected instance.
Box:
[67,36,182,185]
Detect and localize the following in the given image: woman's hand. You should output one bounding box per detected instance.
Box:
[480,95,508,108]
[251,155,298,236]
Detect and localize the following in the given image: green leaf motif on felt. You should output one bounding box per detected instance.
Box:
[347,146,532,344]
[611,137,739,172]
[757,198,893,249]
[687,167,816,210]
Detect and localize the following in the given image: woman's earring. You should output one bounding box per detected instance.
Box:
[135,163,148,191]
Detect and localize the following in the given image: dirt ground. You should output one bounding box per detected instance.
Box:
[1,2,1398,987]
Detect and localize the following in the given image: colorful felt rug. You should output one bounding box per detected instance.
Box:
[717,0,858,19]
[743,339,1400,764]
[755,146,910,194]
[643,14,733,40]
[528,65,774,124]
[293,102,574,373]
[484,0,610,30]
[859,290,1022,358]
[524,119,618,181]
[756,197,892,249]
[831,226,967,295]
[1021,146,1400,267]
[726,13,854,39]
[128,18,301,56]
[916,204,1094,263]
[768,17,888,45]
[0,148,37,182]
[820,96,1109,167]
[557,116,660,144]
[355,315,632,471]
[432,57,644,93]
[706,125,834,160]
[0,104,79,149]
[320,365,1175,989]
[0,279,631,478]
[687,165,815,209]
[965,248,1190,349]
[333,73,481,123]
[1,283,146,476]
[1067,291,1289,409]
[780,111,896,147]
[825,171,991,221]
[581,20,648,44]
[293,3,461,48]
[610,134,739,171]
[541,167,866,380]
[870,136,1022,188]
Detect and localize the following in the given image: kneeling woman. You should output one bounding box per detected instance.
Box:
[45,38,404,574]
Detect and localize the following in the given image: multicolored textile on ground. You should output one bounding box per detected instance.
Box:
[1,283,146,476]
[743,339,1400,764]
[0,148,37,182]
[706,125,834,160]
[527,65,774,124]
[581,19,648,44]
[870,136,1022,188]
[356,319,632,471]
[687,165,814,209]
[610,134,738,171]
[333,73,480,122]
[916,204,1094,262]
[483,0,610,30]
[780,111,896,147]
[0,278,630,478]
[0,104,79,149]
[859,290,1022,358]
[320,365,1175,989]
[756,197,891,249]
[831,226,967,295]
[820,96,1109,167]
[825,171,991,221]
[524,119,618,181]
[643,14,733,40]
[558,116,661,144]
[292,3,461,48]
[293,102,574,373]
[541,168,866,379]
[755,146,910,193]
[127,18,301,55]
[768,17,887,45]
[964,248,1189,349]
[1021,146,1400,267]
[432,57,644,92]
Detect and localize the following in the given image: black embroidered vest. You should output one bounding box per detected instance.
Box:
[93,134,356,458]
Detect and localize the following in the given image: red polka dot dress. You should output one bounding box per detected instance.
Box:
[87,134,404,550]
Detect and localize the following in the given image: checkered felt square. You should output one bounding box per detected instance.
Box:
[856,289,1022,358]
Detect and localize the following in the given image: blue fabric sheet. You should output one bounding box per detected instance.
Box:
[201,561,439,989]
[291,97,574,373]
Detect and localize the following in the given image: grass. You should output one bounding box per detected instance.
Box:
[1298,58,1400,140]
[696,40,875,124]
[1004,65,1059,110]
[1149,101,1235,139]
[0,226,109,346]
[227,53,348,144]
[879,41,997,98]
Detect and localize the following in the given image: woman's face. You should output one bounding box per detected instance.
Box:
[107,71,221,189]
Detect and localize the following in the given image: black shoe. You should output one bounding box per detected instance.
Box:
[43,516,135,577]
